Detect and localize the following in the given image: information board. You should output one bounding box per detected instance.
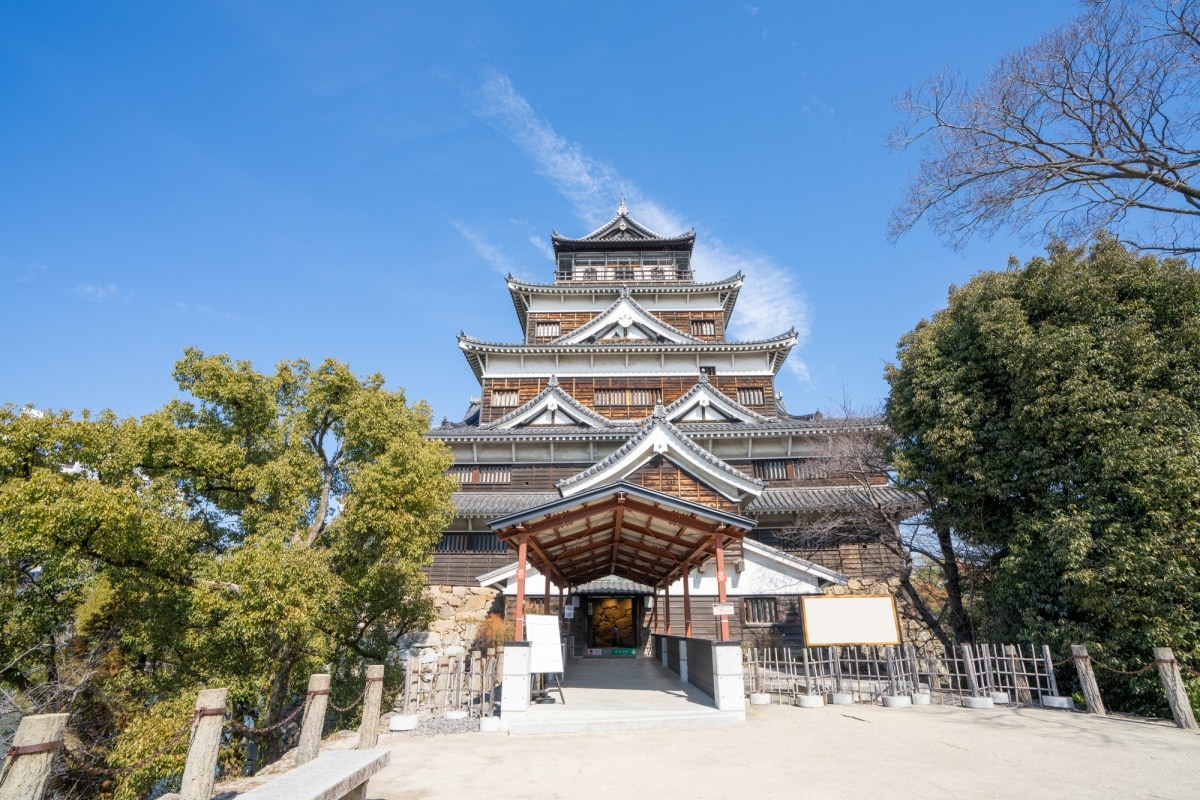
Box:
[801,595,902,646]
[524,614,564,674]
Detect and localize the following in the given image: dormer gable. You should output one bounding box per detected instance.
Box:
[553,291,702,345]
[664,376,771,424]
[483,378,617,430]
[557,409,765,501]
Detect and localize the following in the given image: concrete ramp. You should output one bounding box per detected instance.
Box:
[505,656,745,735]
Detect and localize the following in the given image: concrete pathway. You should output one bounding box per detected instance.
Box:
[366,701,1200,799]
[507,656,743,733]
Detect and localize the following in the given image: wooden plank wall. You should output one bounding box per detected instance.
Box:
[425,552,515,585]
[626,457,740,512]
[480,375,776,423]
[525,309,726,343]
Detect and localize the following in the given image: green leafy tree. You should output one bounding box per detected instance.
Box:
[885,237,1200,714]
[1,350,455,796]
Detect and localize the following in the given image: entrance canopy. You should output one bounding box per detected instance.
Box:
[488,480,754,590]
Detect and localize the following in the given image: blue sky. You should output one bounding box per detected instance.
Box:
[1,1,1079,423]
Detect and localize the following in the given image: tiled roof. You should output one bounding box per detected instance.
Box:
[429,415,883,440]
[450,485,922,519]
[481,380,622,430]
[555,410,765,499]
[571,575,656,595]
[746,486,923,514]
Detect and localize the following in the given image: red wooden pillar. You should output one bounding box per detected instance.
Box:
[650,589,658,634]
[683,559,693,638]
[558,583,564,620]
[714,531,729,641]
[664,581,672,635]
[543,570,550,617]
[515,533,529,641]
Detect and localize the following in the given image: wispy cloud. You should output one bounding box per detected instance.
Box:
[74,283,122,302]
[13,262,48,284]
[471,70,810,379]
[452,220,526,278]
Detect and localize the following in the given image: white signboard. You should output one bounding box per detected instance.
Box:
[712,602,735,616]
[563,605,574,619]
[525,614,565,674]
[801,596,902,647]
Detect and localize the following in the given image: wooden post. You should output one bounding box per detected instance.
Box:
[714,531,729,641]
[1042,645,1060,698]
[295,674,331,766]
[1152,647,1198,731]
[179,688,227,800]
[649,590,658,635]
[664,581,672,635]
[0,713,68,800]
[358,665,386,749]
[1071,645,1106,716]
[960,643,981,697]
[1006,644,1032,705]
[514,533,528,641]
[682,559,693,638]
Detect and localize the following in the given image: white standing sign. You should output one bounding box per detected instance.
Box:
[801,595,902,647]
[524,614,565,674]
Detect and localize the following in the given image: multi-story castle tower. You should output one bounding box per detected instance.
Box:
[424,204,917,655]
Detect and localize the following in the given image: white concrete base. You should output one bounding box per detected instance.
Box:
[1041,695,1075,710]
[443,710,469,720]
[830,692,855,705]
[796,695,825,708]
[749,692,772,706]
[964,696,995,709]
[911,692,932,706]
[387,714,418,732]
[478,717,502,733]
[989,692,1011,705]
[882,695,913,708]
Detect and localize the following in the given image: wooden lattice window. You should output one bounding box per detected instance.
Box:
[754,460,789,481]
[691,320,716,337]
[737,387,765,406]
[535,321,560,338]
[491,390,519,408]
[700,365,717,376]
[743,597,779,625]
[450,465,511,484]
[594,388,662,407]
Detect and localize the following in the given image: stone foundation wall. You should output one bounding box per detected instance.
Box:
[396,585,503,661]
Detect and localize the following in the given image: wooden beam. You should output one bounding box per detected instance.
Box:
[515,533,528,641]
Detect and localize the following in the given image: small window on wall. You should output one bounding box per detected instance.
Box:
[594,388,662,406]
[450,466,512,484]
[700,365,717,376]
[491,390,519,408]
[737,387,765,406]
[743,597,779,625]
[535,321,560,338]
[691,320,716,337]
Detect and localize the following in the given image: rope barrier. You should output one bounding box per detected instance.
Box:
[62,712,197,777]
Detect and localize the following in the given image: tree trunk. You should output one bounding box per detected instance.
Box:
[935,523,973,644]
[261,638,297,763]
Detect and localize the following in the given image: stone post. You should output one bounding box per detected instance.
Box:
[295,674,331,766]
[1071,645,1106,716]
[358,665,386,749]
[179,688,227,800]
[712,642,745,712]
[1152,647,1198,731]
[500,641,532,727]
[0,713,68,800]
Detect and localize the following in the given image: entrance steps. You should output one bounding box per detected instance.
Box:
[503,655,745,735]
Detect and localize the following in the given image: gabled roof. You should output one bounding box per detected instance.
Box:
[482,377,626,430]
[553,291,702,345]
[550,200,696,253]
[664,376,771,424]
[557,409,765,501]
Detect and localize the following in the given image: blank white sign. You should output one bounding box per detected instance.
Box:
[801,596,901,646]
[525,614,564,674]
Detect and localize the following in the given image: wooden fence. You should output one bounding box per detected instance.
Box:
[745,642,1197,730]
[396,649,501,719]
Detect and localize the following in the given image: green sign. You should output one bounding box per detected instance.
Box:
[611,648,636,655]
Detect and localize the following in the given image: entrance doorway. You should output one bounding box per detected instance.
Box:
[587,596,639,652]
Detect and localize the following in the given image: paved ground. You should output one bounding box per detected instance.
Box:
[366,702,1200,799]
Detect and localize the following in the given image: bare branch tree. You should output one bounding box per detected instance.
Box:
[890,0,1200,256]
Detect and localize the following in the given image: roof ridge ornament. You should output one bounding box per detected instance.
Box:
[618,197,628,216]
[548,374,559,387]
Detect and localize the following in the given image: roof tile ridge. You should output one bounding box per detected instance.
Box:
[555,417,659,490]
[657,417,766,488]
[482,381,613,429]
[662,380,771,423]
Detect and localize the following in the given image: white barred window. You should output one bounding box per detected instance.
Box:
[535,321,560,338]
[491,389,519,408]
[737,387,765,406]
